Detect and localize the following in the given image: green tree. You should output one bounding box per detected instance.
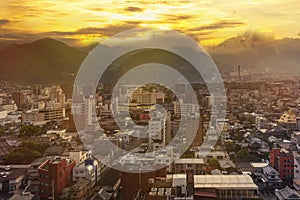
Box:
[19,125,44,137]
[208,158,220,170]
[5,141,49,164]
[236,149,249,158]
[225,141,240,153]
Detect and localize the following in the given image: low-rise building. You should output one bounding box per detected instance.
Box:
[219,158,236,174]
[173,158,205,175]
[22,107,65,125]
[275,186,300,200]
[193,175,259,199]
[278,109,298,131]
[73,163,95,185]
[62,150,90,165]
[259,166,283,189]
[250,162,268,177]
[0,168,27,193]
[291,131,300,145]
[60,178,93,200]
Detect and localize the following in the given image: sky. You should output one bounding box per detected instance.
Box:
[0,0,300,47]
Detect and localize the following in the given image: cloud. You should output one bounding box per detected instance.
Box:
[236,30,275,43]
[0,22,142,48]
[188,20,245,32]
[162,14,194,21]
[48,22,141,37]
[86,7,104,12]
[0,19,10,27]
[124,6,143,12]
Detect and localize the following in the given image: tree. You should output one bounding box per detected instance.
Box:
[19,125,44,137]
[5,141,49,164]
[208,158,220,170]
[236,149,249,158]
[225,141,240,153]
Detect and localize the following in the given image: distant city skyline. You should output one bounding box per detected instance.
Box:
[0,0,300,47]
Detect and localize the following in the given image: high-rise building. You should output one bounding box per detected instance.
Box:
[12,91,24,109]
[71,95,94,131]
[173,100,199,116]
[193,107,204,146]
[33,85,42,96]
[165,112,172,145]
[238,64,241,81]
[148,113,167,150]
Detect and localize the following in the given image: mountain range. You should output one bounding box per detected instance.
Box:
[0,38,87,84]
[0,35,299,84]
[210,33,300,74]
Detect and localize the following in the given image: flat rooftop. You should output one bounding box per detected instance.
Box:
[194,175,258,190]
[250,162,268,168]
[175,158,204,164]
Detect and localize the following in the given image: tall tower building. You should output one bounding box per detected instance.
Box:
[33,85,42,96]
[238,64,241,81]
[12,91,24,109]
[148,112,167,150]
[165,112,172,145]
[193,107,204,146]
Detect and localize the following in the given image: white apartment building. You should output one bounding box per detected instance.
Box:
[73,164,95,185]
[173,100,198,116]
[148,112,168,150]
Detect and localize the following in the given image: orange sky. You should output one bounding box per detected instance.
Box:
[0,0,299,47]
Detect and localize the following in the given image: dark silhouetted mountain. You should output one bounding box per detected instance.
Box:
[79,42,99,53]
[210,33,300,73]
[1,35,299,86]
[0,38,87,84]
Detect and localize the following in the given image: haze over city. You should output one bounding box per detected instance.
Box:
[0,1,300,200]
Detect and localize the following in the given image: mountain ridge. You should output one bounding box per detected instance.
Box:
[0,36,299,85]
[0,38,87,84]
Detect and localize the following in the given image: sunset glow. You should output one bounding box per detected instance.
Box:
[0,0,300,47]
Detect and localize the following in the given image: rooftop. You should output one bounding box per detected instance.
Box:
[250,162,268,168]
[175,158,204,165]
[262,166,279,175]
[275,186,300,200]
[172,174,186,187]
[194,175,258,190]
[0,168,27,183]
